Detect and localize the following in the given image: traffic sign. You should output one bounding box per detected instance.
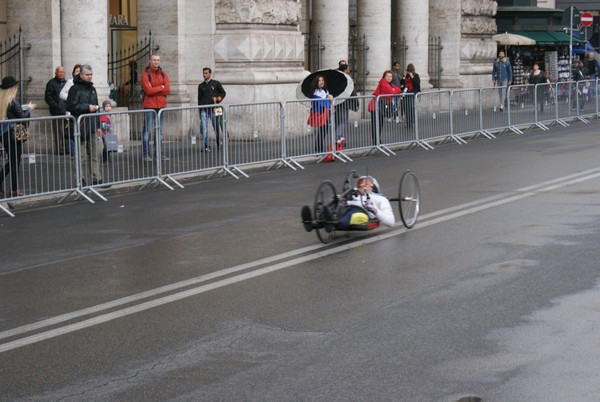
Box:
[581,11,593,27]
[562,6,580,26]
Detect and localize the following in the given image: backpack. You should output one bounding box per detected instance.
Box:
[140,66,164,100]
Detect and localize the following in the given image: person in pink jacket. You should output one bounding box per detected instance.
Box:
[141,54,170,162]
[368,70,401,145]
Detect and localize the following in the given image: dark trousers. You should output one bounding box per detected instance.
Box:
[314,124,329,153]
[370,111,384,145]
[404,96,416,127]
[51,118,68,154]
[0,130,23,192]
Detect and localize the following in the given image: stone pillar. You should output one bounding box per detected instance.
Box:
[209,0,307,105]
[429,0,463,88]
[137,0,190,105]
[459,1,498,89]
[6,0,65,107]
[60,0,109,102]
[312,0,349,70]
[397,0,431,88]
[356,0,392,91]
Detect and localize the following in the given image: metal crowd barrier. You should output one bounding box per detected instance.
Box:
[224,101,284,175]
[449,88,494,140]
[158,105,230,182]
[332,95,376,159]
[372,93,419,153]
[0,114,77,216]
[2,77,600,217]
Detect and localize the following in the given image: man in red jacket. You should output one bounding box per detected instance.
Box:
[141,54,170,162]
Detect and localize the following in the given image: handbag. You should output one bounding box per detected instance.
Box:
[13,123,28,142]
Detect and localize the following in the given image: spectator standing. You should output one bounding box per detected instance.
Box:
[141,54,170,161]
[584,52,598,99]
[60,64,82,157]
[198,67,226,152]
[100,100,113,163]
[492,51,513,111]
[584,52,598,79]
[526,62,550,113]
[0,76,36,196]
[368,70,401,144]
[307,75,333,153]
[197,67,226,152]
[400,63,421,129]
[391,61,403,122]
[572,59,588,111]
[334,63,358,145]
[44,66,69,154]
[66,64,103,186]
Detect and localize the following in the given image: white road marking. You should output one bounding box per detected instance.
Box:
[2,167,600,353]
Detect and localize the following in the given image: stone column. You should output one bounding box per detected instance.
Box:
[356,0,392,91]
[397,0,430,88]
[429,0,463,88]
[210,0,307,105]
[312,0,349,70]
[137,0,190,105]
[459,0,498,89]
[60,0,109,101]
[6,0,65,107]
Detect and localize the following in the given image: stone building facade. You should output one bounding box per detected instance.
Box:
[0,0,498,113]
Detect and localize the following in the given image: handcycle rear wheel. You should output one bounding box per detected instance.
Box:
[313,180,337,244]
[398,170,420,228]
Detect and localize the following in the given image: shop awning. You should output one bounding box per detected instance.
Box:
[512,31,586,46]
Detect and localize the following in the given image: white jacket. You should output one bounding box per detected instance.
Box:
[347,192,395,227]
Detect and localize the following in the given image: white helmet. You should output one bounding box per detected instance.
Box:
[358,176,379,193]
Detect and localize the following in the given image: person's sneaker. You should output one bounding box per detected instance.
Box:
[205,147,211,152]
[143,155,153,162]
[161,155,170,161]
[301,205,313,232]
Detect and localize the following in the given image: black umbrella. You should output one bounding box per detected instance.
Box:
[296,69,354,105]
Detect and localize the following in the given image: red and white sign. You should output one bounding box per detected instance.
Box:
[581,11,593,27]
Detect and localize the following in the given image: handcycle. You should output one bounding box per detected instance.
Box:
[303,170,420,244]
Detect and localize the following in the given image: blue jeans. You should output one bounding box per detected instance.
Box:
[199,108,222,148]
[142,109,164,157]
[497,80,509,109]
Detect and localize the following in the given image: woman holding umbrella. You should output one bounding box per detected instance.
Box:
[307,75,333,153]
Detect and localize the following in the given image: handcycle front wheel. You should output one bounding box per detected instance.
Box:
[398,170,420,229]
[313,180,337,244]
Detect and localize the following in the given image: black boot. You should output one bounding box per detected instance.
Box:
[301,205,313,232]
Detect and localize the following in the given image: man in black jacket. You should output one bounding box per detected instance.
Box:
[66,64,103,186]
[571,60,588,112]
[44,66,68,154]
[197,67,226,151]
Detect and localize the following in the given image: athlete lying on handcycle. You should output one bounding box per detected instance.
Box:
[301,175,395,233]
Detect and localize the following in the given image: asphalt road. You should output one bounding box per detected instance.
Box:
[2,118,600,401]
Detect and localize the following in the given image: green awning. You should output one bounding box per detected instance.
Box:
[512,31,586,46]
